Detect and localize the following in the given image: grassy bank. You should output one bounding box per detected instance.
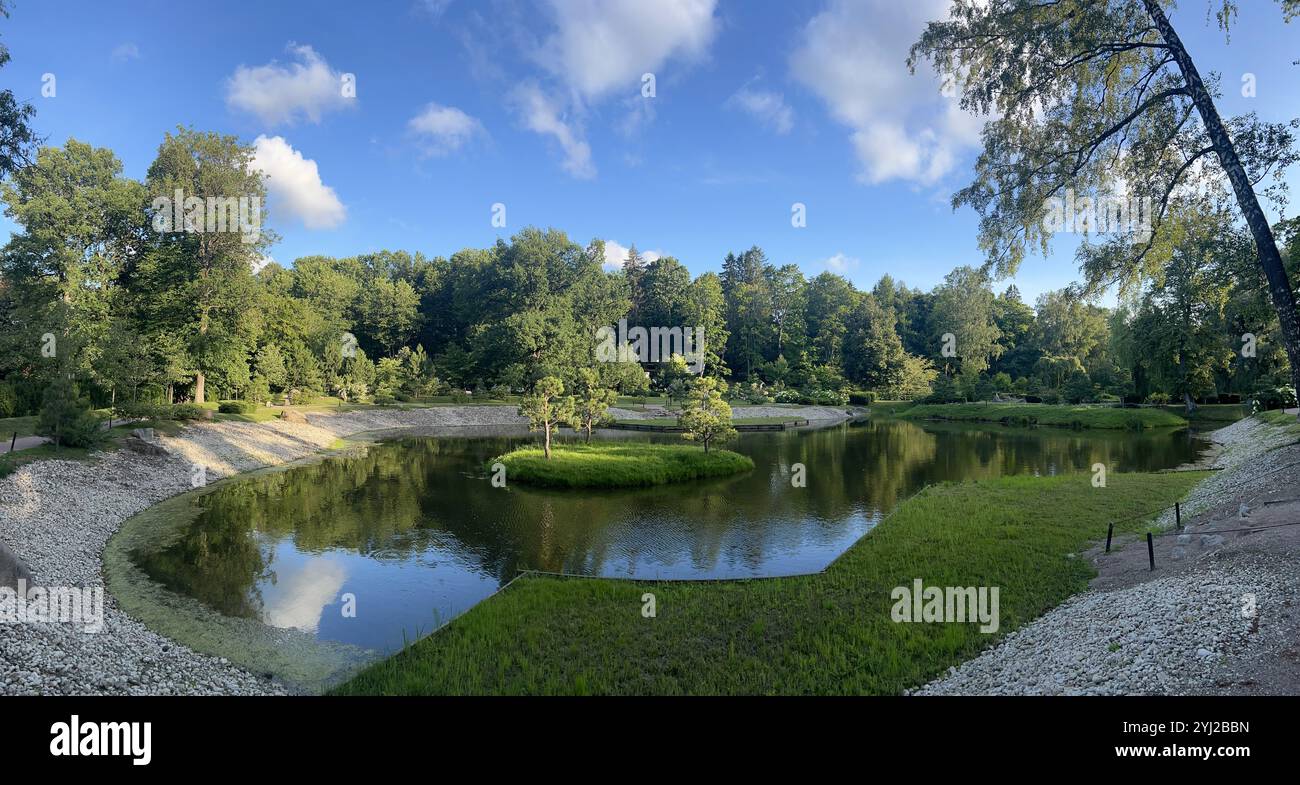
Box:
[900,402,1187,429]
[334,470,1205,695]
[493,443,754,489]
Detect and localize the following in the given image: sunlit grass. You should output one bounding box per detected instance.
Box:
[901,402,1187,429]
[493,443,754,489]
[333,470,1206,695]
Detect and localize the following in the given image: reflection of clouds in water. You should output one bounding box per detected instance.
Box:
[261,559,347,632]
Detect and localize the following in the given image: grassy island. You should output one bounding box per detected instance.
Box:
[492,443,754,489]
[898,402,1187,430]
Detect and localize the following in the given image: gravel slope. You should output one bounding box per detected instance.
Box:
[913,416,1300,696]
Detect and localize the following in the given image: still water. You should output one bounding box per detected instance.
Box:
[122,419,1206,657]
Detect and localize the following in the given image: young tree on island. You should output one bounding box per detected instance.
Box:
[678,376,737,453]
[566,368,617,443]
[519,376,573,459]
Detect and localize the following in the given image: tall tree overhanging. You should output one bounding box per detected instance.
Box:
[911,0,1300,410]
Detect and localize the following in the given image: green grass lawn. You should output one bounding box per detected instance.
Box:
[1257,409,1300,436]
[900,402,1187,429]
[1159,403,1247,426]
[0,415,38,439]
[333,469,1206,695]
[493,443,754,489]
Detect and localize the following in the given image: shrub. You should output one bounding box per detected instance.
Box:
[36,378,102,448]
[1250,387,1298,411]
[170,403,209,421]
[450,391,471,404]
[0,382,17,418]
[849,391,876,406]
[292,388,321,406]
[395,392,413,403]
[1145,392,1171,405]
[375,395,396,406]
[218,400,257,415]
[773,389,802,404]
[113,399,166,421]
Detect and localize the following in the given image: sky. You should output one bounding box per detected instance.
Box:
[3,0,1298,304]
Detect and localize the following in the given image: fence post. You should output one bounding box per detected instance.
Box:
[1175,502,1182,531]
[1105,522,1114,553]
[1146,532,1155,571]
[9,432,15,453]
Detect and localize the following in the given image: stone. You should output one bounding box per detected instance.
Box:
[131,427,156,441]
[0,540,35,591]
[280,409,308,424]
[122,435,168,456]
[1200,534,1225,548]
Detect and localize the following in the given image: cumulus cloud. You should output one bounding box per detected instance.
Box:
[408,102,483,155]
[226,44,352,126]
[111,43,140,62]
[511,84,595,179]
[824,252,860,273]
[508,0,716,177]
[726,84,794,134]
[539,0,718,101]
[602,240,662,271]
[251,135,347,229]
[790,0,983,185]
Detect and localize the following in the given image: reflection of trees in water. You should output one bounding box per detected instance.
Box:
[135,426,1206,614]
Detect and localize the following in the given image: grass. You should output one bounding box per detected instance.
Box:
[333,469,1206,695]
[1159,404,1247,426]
[1257,409,1300,436]
[493,443,754,489]
[899,402,1187,429]
[0,415,38,439]
[612,416,803,427]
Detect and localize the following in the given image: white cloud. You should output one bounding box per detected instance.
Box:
[251,135,347,229]
[408,102,483,155]
[824,252,860,273]
[261,559,347,633]
[726,85,794,134]
[790,0,983,185]
[252,254,274,275]
[602,240,661,271]
[226,44,352,126]
[539,0,718,101]
[419,0,454,17]
[511,84,595,179]
[111,43,140,62]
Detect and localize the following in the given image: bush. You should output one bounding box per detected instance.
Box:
[0,382,17,418]
[1145,392,1171,405]
[36,378,102,448]
[170,403,209,421]
[450,391,471,404]
[848,391,876,406]
[114,399,166,421]
[291,388,321,406]
[1250,386,1298,411]
[773,389,802,404]
[395,392,413,403]
[218,400,257,415]
[375,395,396,406]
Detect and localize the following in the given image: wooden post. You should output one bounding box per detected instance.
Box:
[9,432,15,453]
[1175,502,1182,531]
[1105,522,1114,553]
[1147,533,1155,571]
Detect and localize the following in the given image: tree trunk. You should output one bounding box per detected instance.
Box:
[1184,390,1197,414]
[544,423,552,460]
[194,372,205,405]
[1145,0,1300,417]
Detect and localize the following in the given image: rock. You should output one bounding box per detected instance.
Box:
[1200,534,1225,548]
[0,540,35,591]
[122,435,168,456]
[131,428,156,441]
[1177,534,1191,545]
[280,409,308,424]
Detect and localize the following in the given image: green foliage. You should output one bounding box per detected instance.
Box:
[678,376,737,452]
[35,378,101,447]
[565,368,617,442]
[518,376,574,459]
[218,400,257,415]
[492,443,753,489]
[902,402,1187,430]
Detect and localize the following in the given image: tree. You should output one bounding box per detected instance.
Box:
[678,376,736,453]
[0,1,37,179]
[143,128,270,404]
[566,368,617,443]
[36,377,100,448]
[844,296,908,390]
[911,0,1300,415]
[929,266,1002,375]
[519,376,573,459]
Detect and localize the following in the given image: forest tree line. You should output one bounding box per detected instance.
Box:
[1,132,1298,425]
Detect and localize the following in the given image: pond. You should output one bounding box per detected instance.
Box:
[107,419,1208,688]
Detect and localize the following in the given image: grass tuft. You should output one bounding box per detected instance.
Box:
[493,443,754,489]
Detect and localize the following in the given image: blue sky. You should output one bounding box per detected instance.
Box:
[3,0,1298,303]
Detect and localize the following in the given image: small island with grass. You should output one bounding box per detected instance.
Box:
[496,374,753,488]
[493,442,754,489]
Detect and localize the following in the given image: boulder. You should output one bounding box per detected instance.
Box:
[0,540,34,592]
[280,409,308,424]
[122,435,168,456]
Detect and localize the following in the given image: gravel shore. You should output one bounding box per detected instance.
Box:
[914,415,1300,696]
